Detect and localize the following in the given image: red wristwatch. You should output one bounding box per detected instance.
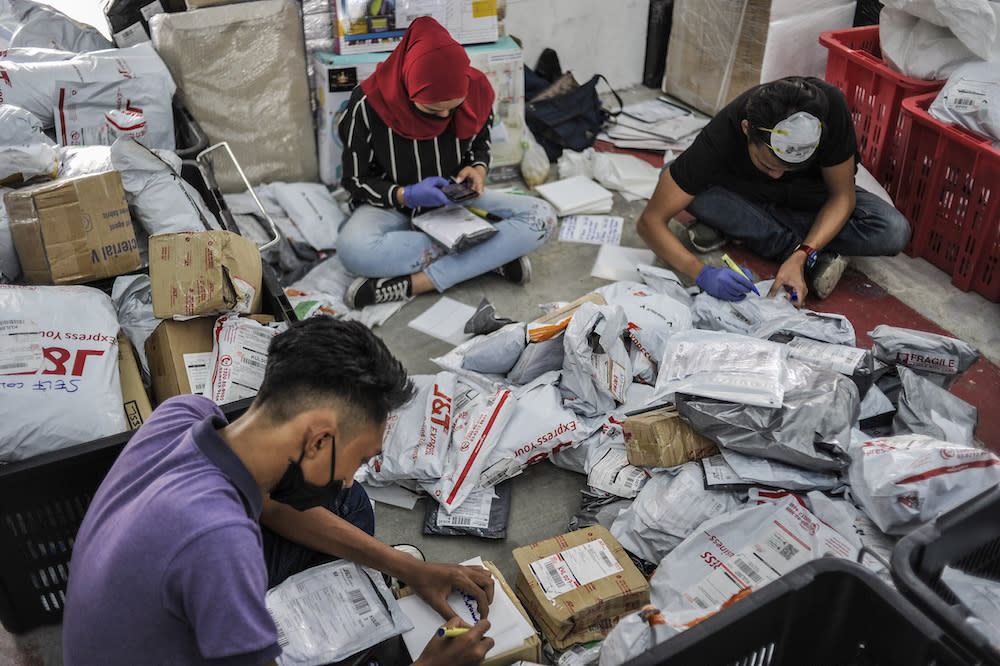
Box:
[795,244,818,269]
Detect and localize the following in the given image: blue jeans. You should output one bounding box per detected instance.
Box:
[337,190,557,291]
[686,186,911,261]
[262,482,375,588]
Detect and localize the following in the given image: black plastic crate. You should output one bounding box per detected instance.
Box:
[631,558,975,666]
[0,398,254,634]
[893,486,1000,666]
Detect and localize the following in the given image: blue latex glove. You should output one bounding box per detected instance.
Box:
[403,176,451,209]
[696,265,756,301]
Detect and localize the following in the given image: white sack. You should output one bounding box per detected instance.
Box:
[203,314,280,405]
[110,137,219,234]
[692,282,856,345]
[58,145,113,177]
[0,105,59,183]
[598,606,679,666]
[476,375,586,488]
[848,434,1000,534]
[930,61,1000,144]
[882,0,1000,61]
[269,182,343,252]
[560,302,632,417]
[110,274,158,377]
[424,388,516,513]
[880,8,979,81]
[0,42,176,129]
[610,463,743,564]
[361,373,457,484]
[651,330,789,408]
[6,0,113,52]
[54,79,175,150]
[647,495,859,627]
[0,284,126,461]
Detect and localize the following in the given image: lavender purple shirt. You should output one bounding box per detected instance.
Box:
[63,394,281,666]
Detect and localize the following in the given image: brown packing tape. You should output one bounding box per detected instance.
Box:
[511,526,649,646]
[514,576,622,650]
[527,292,606,342]
[396,561,541,666]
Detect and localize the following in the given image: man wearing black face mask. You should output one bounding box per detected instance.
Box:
[64,317,496,666]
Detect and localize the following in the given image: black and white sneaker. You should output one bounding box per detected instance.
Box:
[807,251,849,300]
[384,544,426,597]
[493,256,532,285]
[687,220,727,253]
[345,275,412,309]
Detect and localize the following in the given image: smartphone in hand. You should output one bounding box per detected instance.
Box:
[440,180,479,203]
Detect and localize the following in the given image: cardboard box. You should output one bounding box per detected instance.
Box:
[315,36,524,185]
[329,0,498,55]
[145,317,216,405]
[149,230,263,319]
[398,561,541,666]
[117,335,153,430]
[623,404,719,468]
[4,170,140,285]
[513,526,649,650]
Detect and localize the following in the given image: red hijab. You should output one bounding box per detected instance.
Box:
[360,16,494,140]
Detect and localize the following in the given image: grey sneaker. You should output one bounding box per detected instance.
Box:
[687,220,726,253]
[345,275,412,309]
[807,251,849,300]
[493,256,532,285]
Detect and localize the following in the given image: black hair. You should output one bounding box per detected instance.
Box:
[254,316,414,427]
[744,77,828,162]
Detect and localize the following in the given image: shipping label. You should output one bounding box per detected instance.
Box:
[436,488,494,530]
[588,448,648,498]
[786,336,866,376]
[530,538,624,600]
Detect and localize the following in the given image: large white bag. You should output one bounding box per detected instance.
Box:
[269,182,343,252]
[0,284,126,461]
[848,434,1000,535]
[203,314,280,405]
[879,8,978,81]
[929,61,1000,144]
[0,105,59,183]
[5,0,113,53]
[560,302,632,417]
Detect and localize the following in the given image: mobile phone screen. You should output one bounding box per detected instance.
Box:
[441,181,478,202]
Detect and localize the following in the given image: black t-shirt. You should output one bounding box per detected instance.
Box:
[670,77,859,210]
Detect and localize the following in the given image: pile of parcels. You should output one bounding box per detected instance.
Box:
[265,267,1000,665]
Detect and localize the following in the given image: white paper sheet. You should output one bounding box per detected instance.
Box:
[398,556,536,661]
[362,483,422,510]
[558,216,624,245]
[590,245,656,282]
[408,297,476,346]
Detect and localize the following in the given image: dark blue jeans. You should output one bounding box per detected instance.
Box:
[262,482,375,588]
[686,186,911,261]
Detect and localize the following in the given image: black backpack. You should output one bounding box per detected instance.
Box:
[525,72,622,161]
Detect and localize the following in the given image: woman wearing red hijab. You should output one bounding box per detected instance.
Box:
[337,17,555,309]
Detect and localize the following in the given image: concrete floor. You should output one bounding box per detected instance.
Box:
[4,84,1000,665]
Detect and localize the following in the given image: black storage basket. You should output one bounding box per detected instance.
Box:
[630,558,976,666]
[892,485,1000,666]
[0,399,254,634]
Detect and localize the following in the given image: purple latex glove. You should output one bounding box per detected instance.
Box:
[403,176,451,209]
[696,265,755,301]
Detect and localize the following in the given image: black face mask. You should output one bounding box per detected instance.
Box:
[269,438,344,511]
[411,101,457,120]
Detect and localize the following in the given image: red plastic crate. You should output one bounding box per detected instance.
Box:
[892,93,1000,302]
[819,26,944,194]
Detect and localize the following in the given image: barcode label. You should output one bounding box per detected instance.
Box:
[778,542,798,560]
[275,620,289,648]
[733,556,763,584]
[436,488,493,529]
[349,588,371,615]
[239,354,267,370]
[544,560,560,582]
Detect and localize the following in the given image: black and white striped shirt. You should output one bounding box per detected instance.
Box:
[337,85,492,211]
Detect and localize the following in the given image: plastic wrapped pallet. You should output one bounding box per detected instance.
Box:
[149,0,318,192]
[0,284,127,462]
[662,0,853,115]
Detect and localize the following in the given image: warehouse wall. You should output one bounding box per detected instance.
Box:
[504,0,650,89]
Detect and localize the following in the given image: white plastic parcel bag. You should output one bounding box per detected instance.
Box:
[651,330,789,408]
[560,302,633,417]
[203,314,280,405]
[424,387,516,513]
[610,463,743,564]
[869,324,980,382]
[476,373,586,488]
[0,105,59,184]
[930,61,1000,144]
[269,182,343,252]
[647,495,859,628]
[54,79,175,150]
[848,434,1000,535]
[1,284,126,461]
[5,0,113,53]
[363,373,457,484]
[893,366,978,447]
[598,606,679,666]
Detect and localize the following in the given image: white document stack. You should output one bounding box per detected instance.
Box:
[535,176,614,216]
